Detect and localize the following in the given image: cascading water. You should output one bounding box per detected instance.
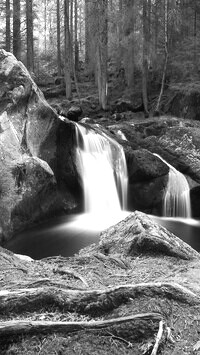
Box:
[75,123,128,229]
[153,153,191,218]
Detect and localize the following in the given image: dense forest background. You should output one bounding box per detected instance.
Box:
[0,0,200,115]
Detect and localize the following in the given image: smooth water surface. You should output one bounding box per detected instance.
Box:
[152,216,200,251]
[5,214,200,259]
[5,212,129,259]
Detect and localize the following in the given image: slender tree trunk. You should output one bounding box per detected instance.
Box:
[194,0,197,71]
[85,0,96,77]
[125,0,135,88]
[74,0,79,72]
[64,0,72,99]
[44,0,47,55]
[70,0,73,73]
[117,0,123,70]
[57,0,62,76]
[6,0,11,52]
[147,0,151,64]
[26,0,34,72]
[85,0,90,66]
[154,0,159,64]
[142,0,149,117]
[155,0,169,115]
[97,0,108,110]
[13,0,21,60]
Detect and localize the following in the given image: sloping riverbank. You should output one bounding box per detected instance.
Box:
[1,211,200,355]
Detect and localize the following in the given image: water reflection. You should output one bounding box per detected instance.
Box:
[5,212,129,260]
[5,214,200,260]
[151,216,200,252]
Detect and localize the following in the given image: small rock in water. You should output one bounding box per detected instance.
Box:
[67,106,83,122]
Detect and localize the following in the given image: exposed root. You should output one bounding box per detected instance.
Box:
[0,281,199,315]
[0,313,162,338]
[151,320,164,355]
[53,267,89,287]
[7,278,86,290]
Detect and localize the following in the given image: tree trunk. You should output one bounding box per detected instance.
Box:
[96,0,108,110]
[26,0,34,72]
[142,0,149,117]
[125,0,135,88]
[147,0,151,65]
[74,0,79,73]
[194,0,197,71]
[154,0,168,115]
[70,0,73,73]
[44,0,47,55]
[6,0,11,52]
[117,0,123,70]
[154,0,159,65]
[57,0,62,76]
[85,0,96,77]
[64,0,72,99]
[13,0,21,60]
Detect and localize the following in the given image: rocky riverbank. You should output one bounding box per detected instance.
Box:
[1,211,200,354]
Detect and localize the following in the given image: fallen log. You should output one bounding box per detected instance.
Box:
[0,282,199,315]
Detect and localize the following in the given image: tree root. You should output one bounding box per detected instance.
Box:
[0,281,199,315]
[0,313,162,338]
[151,320,164,355]
[53,267,89,287]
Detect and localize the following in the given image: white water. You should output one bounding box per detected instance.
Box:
[154,153,191,218]
[75,123,128,229]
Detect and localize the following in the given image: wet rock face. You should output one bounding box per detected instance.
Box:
[126,148,169,184]
[190,186,200,218]
[107,116,200,215]
[0,50,80,241]
[0,151,58,240]
[0,50,59,165]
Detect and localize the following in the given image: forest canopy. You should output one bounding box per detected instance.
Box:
[0,0,200,112]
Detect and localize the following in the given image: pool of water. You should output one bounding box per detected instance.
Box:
[4,214,200,259]
[152,216,200,251]
[4,212,128,259]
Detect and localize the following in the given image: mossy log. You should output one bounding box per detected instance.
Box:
[89,212,200,260]
[0,313,162,339]
[0,282,199,315]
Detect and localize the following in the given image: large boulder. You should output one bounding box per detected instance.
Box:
[80,211,199,260]
[108,117,200,183]
[106,116,200,215]
[125,148,169,213]
[0,50,80,241]
[126,148,169,183]
[0,154,58,241]
[163,84,200,121]
[0,49,59,164]
[190,186,200,218]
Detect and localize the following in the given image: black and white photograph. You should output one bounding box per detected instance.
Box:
[0,0,200,354]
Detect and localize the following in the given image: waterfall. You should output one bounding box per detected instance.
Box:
[75,123,128,228]
[154,153,191,218]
